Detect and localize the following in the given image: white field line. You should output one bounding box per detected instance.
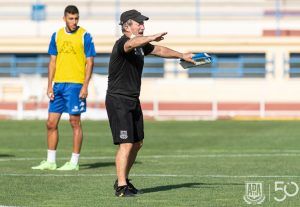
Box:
[0,206,25,207]
[1,173,300,178]
[2,153,300,162]
[3,149,300,153]
[0,206,24,207]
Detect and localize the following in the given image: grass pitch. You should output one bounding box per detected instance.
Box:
[1,120,300,206]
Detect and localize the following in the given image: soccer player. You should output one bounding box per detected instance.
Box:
[32,5,96,171]
[106,9,195,196]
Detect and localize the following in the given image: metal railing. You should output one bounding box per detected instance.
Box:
[287,54,300,78]
[188,54,270,78]
[0,53,275,78]
[0,54,165,78]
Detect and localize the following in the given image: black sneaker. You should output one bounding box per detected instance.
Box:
[113,179,141,194]
[115,185,135,197]
[113,179,118,190]
[126,179,141,194]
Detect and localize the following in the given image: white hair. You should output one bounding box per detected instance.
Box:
[121,19,133,33]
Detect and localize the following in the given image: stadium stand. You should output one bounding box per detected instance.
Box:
[1,0,300,36]
[0,0,300,120]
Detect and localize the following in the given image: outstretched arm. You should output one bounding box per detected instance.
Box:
[151,45,196,64]
[124,32,167,53]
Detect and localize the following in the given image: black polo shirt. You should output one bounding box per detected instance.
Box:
[107,35,154,99]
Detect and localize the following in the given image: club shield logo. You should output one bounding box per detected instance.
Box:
[243,182,265,205]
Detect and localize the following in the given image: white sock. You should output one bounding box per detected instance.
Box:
[70,153,80,165]
[47,150,56,163]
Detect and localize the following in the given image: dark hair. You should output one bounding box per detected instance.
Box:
[64,5,79,16]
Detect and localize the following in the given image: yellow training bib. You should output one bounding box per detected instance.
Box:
[54,27,87,84]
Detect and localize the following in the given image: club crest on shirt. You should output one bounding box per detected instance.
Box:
[120,130,128,139]
[134,47,144,56]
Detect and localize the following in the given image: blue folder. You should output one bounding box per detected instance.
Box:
[180,53,212,69]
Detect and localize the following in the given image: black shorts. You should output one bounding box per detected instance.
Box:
[105,94,144,145]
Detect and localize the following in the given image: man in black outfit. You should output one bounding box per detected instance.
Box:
[106,9,195,197]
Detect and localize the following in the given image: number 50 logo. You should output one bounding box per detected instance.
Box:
[274,181,299,202]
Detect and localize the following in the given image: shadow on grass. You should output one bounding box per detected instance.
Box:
[80,162,115,169]
[141,182,243,194]
[80,161,142,169]
[0,154,15,158]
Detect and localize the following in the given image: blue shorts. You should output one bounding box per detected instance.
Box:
[49,83,86,115]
